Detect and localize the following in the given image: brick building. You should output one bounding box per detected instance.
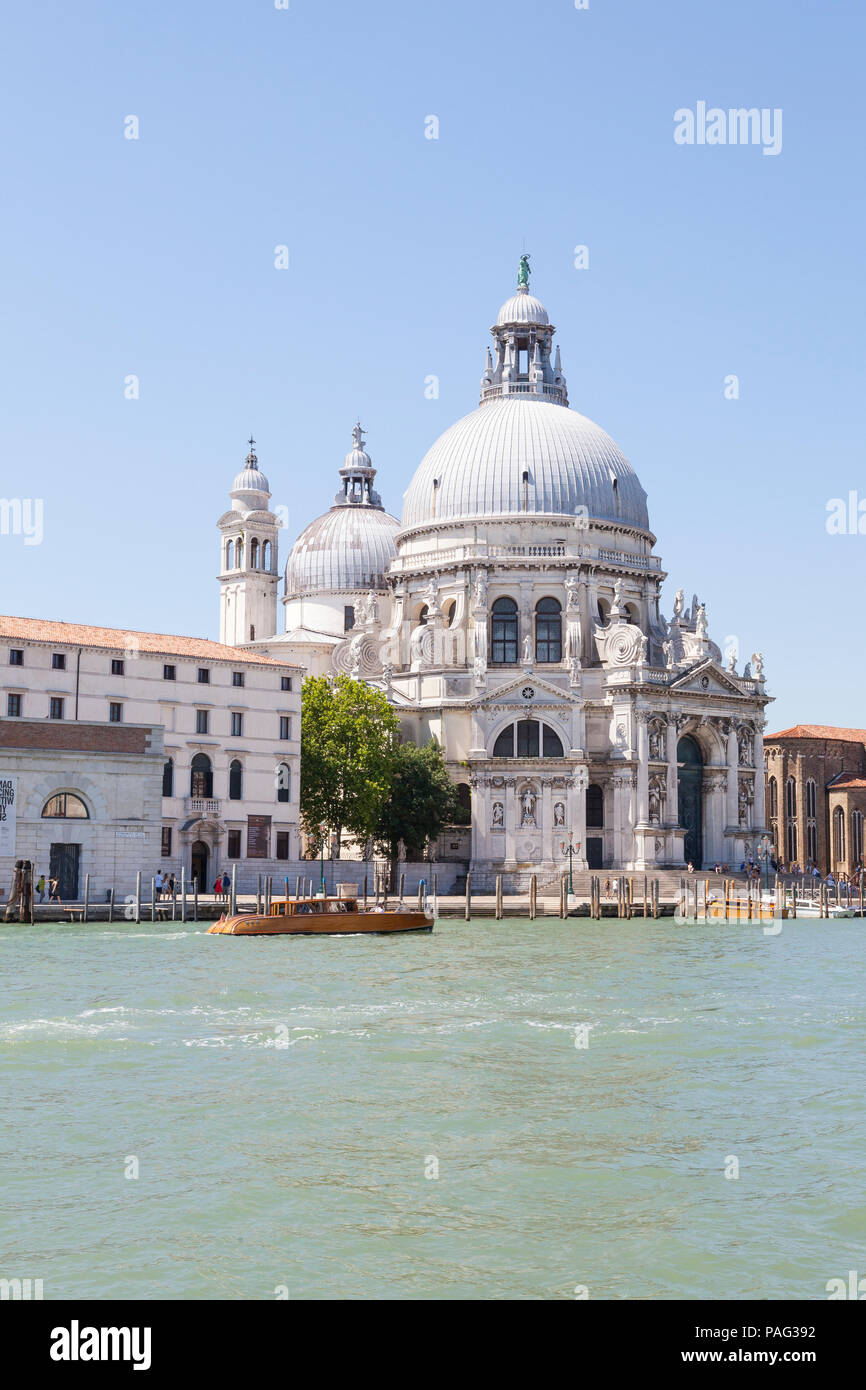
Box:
[764,725,866,875]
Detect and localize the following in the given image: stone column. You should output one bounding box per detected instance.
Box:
[753,724,767,830]
[703,771,727,866]
[726,724,739,831]
[665,718,679,821]
[635,713,650,823]
[569,766,589,868]
[504,779,517,864]
[541,780,554,862]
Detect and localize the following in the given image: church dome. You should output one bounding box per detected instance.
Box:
[400,395,649,532]
[286,506,400,597]
[496,286,549,326]
[232,441,269,495]
[285,424,400,597]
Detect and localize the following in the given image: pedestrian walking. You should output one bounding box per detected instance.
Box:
[35,873,46,903]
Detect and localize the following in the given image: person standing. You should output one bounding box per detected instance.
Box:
[48,875,61,903]
[35,873,46,903]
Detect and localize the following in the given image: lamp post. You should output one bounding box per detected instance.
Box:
[319,821,328,897]
[560,830,580,896]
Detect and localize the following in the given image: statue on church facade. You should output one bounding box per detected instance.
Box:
[673,588,684,619]
[520,789,537,827]
[517,254,531,288]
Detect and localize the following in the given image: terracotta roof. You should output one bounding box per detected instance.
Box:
[827,773,866,790]
[765,724,866,744]
[0,615,302,668]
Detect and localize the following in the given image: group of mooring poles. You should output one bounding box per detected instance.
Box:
[587,874,660,919]
[128,868,199,924]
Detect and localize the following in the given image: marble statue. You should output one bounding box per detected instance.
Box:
[554,802,565,827]
[695,604,708,639]
[520,789,536,827]
[522,633,532,663]
[673,588,684,618]
[492,801,504,829]
[473,570,487,608]
[751,651,764,680]
[726,646,737,674]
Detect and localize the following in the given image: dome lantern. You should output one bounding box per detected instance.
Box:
[483,256,567,408]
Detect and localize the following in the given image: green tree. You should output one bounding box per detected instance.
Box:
[375,739,458,867]
[301,674,398,853]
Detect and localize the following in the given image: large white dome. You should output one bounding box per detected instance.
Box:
[400,396,649,533]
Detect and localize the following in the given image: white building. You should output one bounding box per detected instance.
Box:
[0,614,302,894]
[258,265,771,883]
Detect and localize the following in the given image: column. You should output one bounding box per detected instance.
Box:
[636,714,650,823]
[569,766,588,869]
[726,724,739,831]
[542,780,554,861]
[665,718,679,820]
[504,780,517,863]
[753,725,766,832]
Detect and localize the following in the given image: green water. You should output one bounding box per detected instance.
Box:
[2,917,864,1300]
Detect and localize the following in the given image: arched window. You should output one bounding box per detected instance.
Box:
[768,777,778,817]
[418,605,429,626]
[597,597,610,627]
[228,759,243,801]
[806,822,817,865]
[491,597,518,664]
[786,820,798,864]
[805,779,816,818]
[42,792,89,819]
[535,597,562,663]
[236,539,244,568]
[785,776,797,819]
[834,806,846,862]
[492,720,564,759]
[190,753,213,799]
[162,758,174,798]
[852,810,864,865]
[262,540,271,570]
[225,539,234,571]
[250,538,259,569]
[276,762,290,803]
[586,784,604,828]
[443,600,456,628]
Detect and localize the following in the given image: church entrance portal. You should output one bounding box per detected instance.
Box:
[677,735,703,868]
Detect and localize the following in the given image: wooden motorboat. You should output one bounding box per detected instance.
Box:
[207,892,433,936]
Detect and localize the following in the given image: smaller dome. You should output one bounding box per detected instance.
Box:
[343,444,372,472]
[232,445,269,495]
[496,286,550,327]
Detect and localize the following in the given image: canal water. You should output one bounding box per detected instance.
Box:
[2,917,864,1300]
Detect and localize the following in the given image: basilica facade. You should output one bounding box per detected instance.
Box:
[224,266,771,882]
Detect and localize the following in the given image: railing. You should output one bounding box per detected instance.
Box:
[186,798,220,817]
[487,544,566,558]
[597,549,660,570]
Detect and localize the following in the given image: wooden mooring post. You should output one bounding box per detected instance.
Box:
[134,871,141,924]
[495,875,503,920]
[108,887,115,923]
[529,874,537,920]
[150,877,156,923]
[83,873,90,923]
[560,874,567,919]
[464,873,472,921]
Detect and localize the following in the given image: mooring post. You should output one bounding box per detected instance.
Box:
[134,870,141,924]
[433,872,438,897]
[82,872,90,924]
[465,873,471,922]
[193,878,198,922]
[530,874,537,920]
[417,882,423,911]
[495,874,502,920]
[181,867,187,923]
[230,864,237,916]
[257,875,262,914]
[108,886,115,923]
[150,877,156,922]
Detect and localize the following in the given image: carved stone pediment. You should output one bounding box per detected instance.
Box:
[471,673,578,709]
[669,660,750,698]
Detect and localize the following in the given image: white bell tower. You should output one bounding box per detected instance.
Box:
[218,438,281,646]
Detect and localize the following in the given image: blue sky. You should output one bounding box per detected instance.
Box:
[1,0,863,731]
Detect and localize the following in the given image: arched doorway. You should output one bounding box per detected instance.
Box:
[677,735,703,867]
[191,840,209,891]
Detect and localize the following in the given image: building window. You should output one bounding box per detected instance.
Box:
[786,820,798,865]
[6,693,22,717]
[9,649,23,666]
[785,776,797,819]
[262,540,271,569]
[225,539,234,571]
[491,597,519,664]
[276,762,290,803]
[276,831,290,860]
[852,810,864,865]
[236,540,244,568]
[229,759,243,800]
[587,784,604,828]
[768,777,778,817]
[196,709,209,735]
[232,671,245,688]
[111,658,124,676]
[280,676,292,692]
[161,827,172,857]
[230,712,243,738]
[344,605,355,632]
[249,625,255,641]
[805,779,816,818]
[492,720,564,759]
[834,806,846,863]
[279,716,290,740]
[190,753,213,799]
[197,668,210,684]
[162,758,174,798]
[227,829,242,859]
[163,664,176,681]
[250,538,259,569]
[535,597,562,663]
[52,652,66,670]
[109,702,123,723]
[42,792,89,819]
[49,697,64,720]
[806,822,818,865]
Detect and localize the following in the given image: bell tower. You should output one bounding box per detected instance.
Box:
[218,438,281,646]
